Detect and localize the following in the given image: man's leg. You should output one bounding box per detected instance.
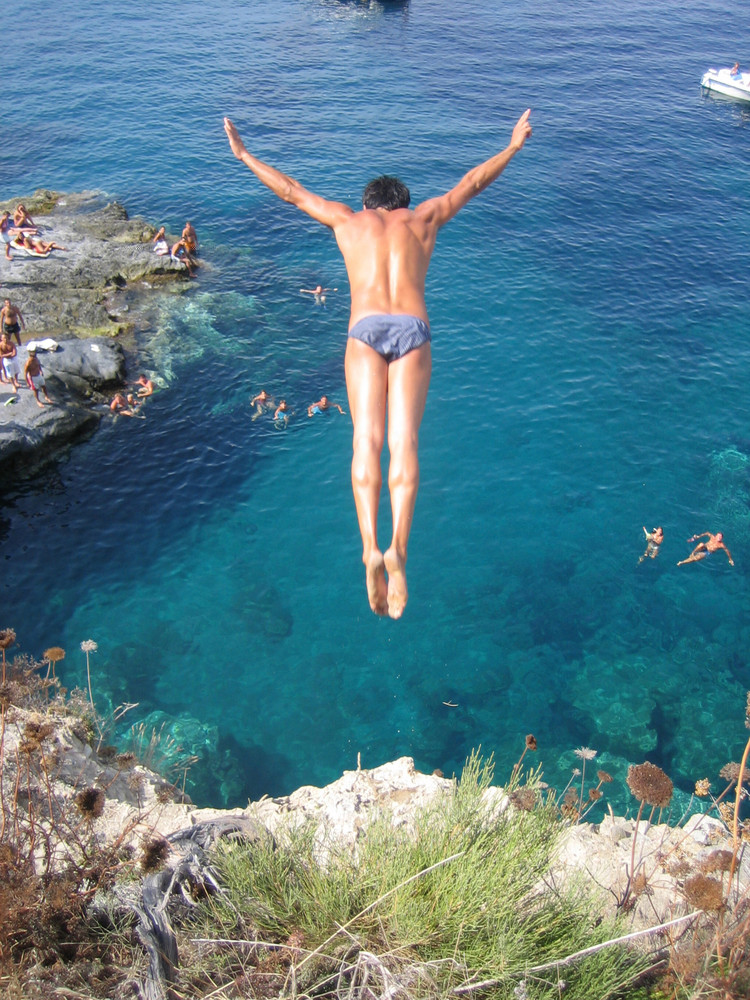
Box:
[383,342,431,619]
[344,338,389,615]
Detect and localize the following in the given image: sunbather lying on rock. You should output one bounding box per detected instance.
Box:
[20,234,68,254]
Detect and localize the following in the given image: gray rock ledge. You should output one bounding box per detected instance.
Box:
[0,190,190,474]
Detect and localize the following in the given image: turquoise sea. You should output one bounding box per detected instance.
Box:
[2,0,749,812]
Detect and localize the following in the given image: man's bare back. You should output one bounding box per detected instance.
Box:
[224,111,531,616]
[333,209,436,326]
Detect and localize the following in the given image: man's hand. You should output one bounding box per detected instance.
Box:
[224,117,248,161]
[510,109,532,153]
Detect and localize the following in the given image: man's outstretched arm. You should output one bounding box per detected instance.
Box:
[224,118,353,229]
[416,109,532,229]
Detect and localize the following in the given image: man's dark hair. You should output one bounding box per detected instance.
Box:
[362,176,410,211]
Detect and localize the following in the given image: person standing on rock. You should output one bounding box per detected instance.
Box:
[1,299,25,346]
[24,347,52,408]
[182,222,198,254]
[0,333,21,392]
[0,212,16,260]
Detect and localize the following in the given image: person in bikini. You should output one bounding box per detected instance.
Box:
[224,110,532,618]
[13,205,37,230]
[19,234,68,254]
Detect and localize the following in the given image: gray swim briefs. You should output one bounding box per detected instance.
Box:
[347,314,431,362]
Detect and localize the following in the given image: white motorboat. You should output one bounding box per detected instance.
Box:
[701,66,750,103]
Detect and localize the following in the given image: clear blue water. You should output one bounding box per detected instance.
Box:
[2,0,750,812]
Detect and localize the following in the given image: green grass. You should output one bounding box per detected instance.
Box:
[193,752,651,1000]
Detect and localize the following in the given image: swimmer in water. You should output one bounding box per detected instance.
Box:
[678,531,734,567]
[638,525,663,564]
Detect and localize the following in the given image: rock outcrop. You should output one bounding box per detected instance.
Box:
[0,338,126,471]
[4,700,747,936]
[0,190,190,474]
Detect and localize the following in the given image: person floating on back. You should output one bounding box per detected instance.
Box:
[678,531,734,567]
[224,110,532,618]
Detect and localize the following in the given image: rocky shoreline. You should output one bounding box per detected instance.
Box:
[3,689,748,998]
[0,191,191,474]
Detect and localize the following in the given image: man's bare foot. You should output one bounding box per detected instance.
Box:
[35,399,44,408]
[365,550,387,616]
[384,546,408,620]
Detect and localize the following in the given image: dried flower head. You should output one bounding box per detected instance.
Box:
[80,639,98,654]
[701,850,733,874]
[0,628,16,650]
[626,761,673,808]
[141,836,170,873]
[682,874,724,911]
[75,786,105,819]
[588,787,603,801]
[695,778,711,797]
[596,770,613,783]
[561,787,580,820]
[43,646,65,663]
[719,802,735,826]
[525,734,537,751]
[720,762,741,782]
[155,782,177,804]
[510,787,537,812]
[574,746,597,761]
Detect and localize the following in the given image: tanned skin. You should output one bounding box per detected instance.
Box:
[224,110,532,618]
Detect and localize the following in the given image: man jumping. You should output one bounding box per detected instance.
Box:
[224,110,532,619]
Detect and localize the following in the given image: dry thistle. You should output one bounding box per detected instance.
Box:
[140,836,170,873]
[720,762,743,783]
[0,627,16,684]
[695,778,711,797]
[81,638,99,724]
[620,761,674,909]
[155,782,178,804]
[573,746,597,822]
[561,787,579,820]
[682,874,724,912]
[510,787,537,812]
[75,786,105,820]
[597,769,613,783]
[512,733,538,776]
[626,761,673,809]
[0,628,15,650]
[701,850,733,874]
[43,646,65,681]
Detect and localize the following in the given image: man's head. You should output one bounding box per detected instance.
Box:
[362,176,410,211]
